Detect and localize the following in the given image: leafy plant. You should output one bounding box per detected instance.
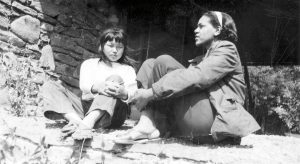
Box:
[249,66,300,134]
[0,53,45,117]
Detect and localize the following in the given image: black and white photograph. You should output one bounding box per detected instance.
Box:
[0,0,299,163]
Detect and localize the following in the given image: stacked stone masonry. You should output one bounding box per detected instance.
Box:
[0,0,120,95]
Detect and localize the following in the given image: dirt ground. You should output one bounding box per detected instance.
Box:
[0,107,300,164]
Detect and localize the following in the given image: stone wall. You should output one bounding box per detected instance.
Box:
[0,0,121,95]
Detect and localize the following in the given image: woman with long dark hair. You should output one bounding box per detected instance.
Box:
[42,27,137,139]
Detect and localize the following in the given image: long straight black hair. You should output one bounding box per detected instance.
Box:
[98,27,137,68]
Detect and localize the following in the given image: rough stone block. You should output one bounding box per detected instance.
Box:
[0,3,19,17]
[39,45,55,70]
[37,13,57,25]
[53,52,79,67]
[0,15,10,29]
[57,14,72,26]
[50,33,77,52]
[55,62,75,76]
[40,22,54,32]
[0,30,26,48]
[0,0,12,5]
[61,28,81,38]
[52,46,82,60]
[0,87,10,107]
[12,1,38,16]
[75,46,98,60]
[30,0,61,17]
[76,39,98,54]
[11,15,40,44]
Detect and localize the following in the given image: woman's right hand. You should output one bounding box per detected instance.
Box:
[91,81,110,96]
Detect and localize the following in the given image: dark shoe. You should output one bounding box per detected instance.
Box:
[60,122,78,139]
[217,137,241,145]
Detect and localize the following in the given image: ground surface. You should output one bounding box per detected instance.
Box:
[0,108,300,164]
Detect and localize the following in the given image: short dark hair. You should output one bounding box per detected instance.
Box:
[98,27,136,68]
[203,11,238,43]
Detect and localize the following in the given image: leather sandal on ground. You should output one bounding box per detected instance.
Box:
[113,128,160,144]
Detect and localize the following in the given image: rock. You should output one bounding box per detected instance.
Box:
[0,3,20,17]
[12,1,38,16]
[39,45,55,70]
[0,15,10,29]
[61,28,81,38]
[53,52,79,67]
[55,63,75,76]
[30,0,61,17]
[57,14,72,26]
[31,73,46,85]
[26,44,40,52]
[37,13,57,25]
[53,24,65,33]
[50,33,77,52]
[73,64,81,79]
[11,15,40,44]
[52,46,82,60]
[40,22,54,32]
[75,46,98,60]
[0,72,6,87]
[0,31,26,48]
[0,87,10,107]
[75,40,98,54]
[3,52,18,67]
[0,0,12,5]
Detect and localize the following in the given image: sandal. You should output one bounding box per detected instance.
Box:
[113,128,160,144]
[71,128,95,140]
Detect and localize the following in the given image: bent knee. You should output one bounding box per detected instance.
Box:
[141,58,155,67]
[155,54,174,65]
[105,74,124,84]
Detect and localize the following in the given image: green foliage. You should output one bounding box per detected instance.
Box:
[0,53,45,117]
[249,66,300,134]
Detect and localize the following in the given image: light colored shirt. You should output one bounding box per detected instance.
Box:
[79,58,137,103]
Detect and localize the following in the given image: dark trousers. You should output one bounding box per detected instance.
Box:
[41,79,128,129]
[137,55,215,137]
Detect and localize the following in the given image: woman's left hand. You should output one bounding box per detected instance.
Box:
[131,89,154,111]
[105,82,128,100]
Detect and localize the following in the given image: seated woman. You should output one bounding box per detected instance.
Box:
[115,11,260,144]
[41,27,137,139]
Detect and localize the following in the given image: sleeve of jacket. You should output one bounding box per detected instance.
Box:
[152,42,239,99]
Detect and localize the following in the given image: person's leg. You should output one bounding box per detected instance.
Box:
[171,92,215,138]
[82,75,127,129]
[41,81,84,123]
[137,55,185,89]
[115,55,185,142]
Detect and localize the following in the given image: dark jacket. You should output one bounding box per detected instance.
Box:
[152,40,260,141]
